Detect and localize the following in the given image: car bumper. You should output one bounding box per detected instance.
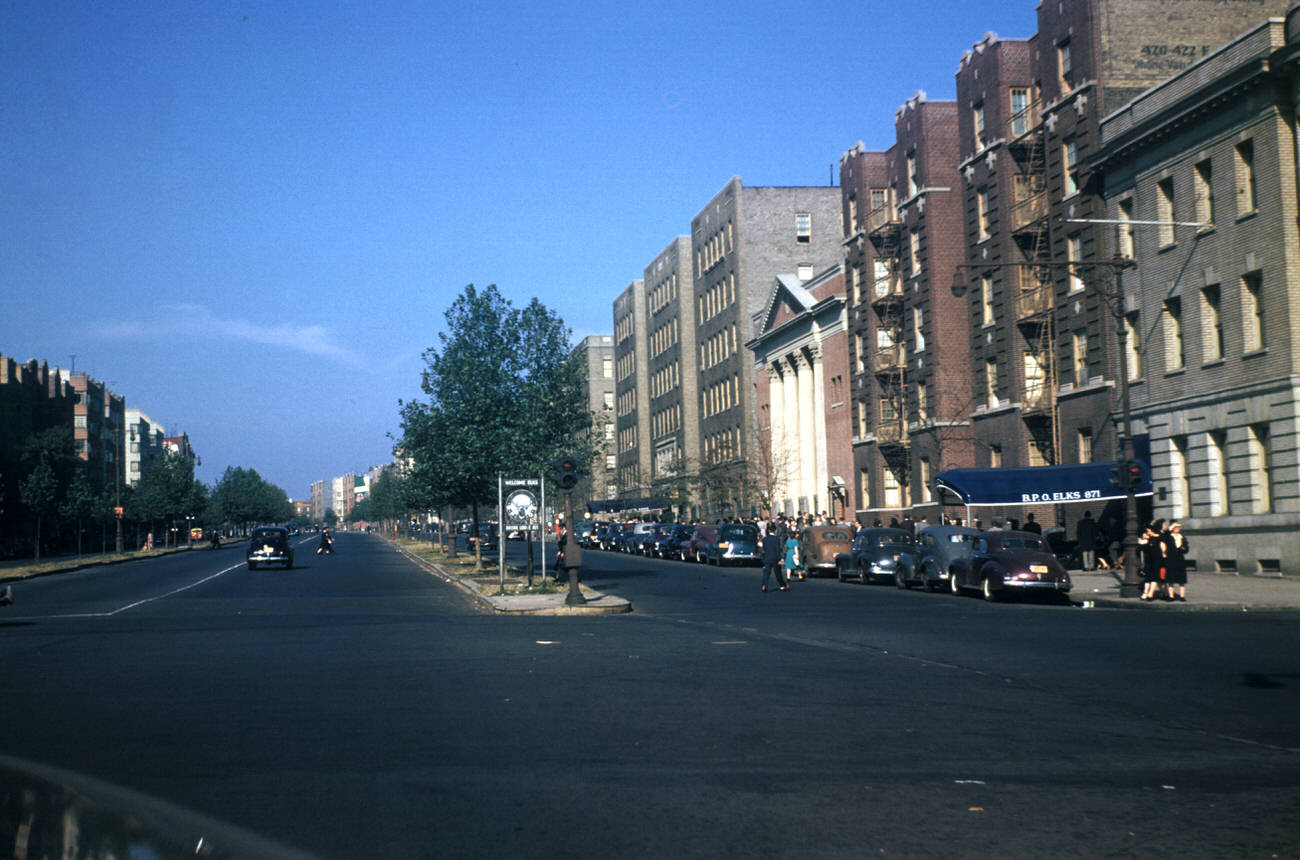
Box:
[248,552,290,563]
[1000,579,1071,592]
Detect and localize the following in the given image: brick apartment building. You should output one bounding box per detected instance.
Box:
[613,280,650,501]
[0,356,74,470]
[643,236,700,516]
[571,334,616,509]
[56,369,125,498]
[856,94,974,525]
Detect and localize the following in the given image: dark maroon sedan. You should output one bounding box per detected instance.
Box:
[949,530,1072,602]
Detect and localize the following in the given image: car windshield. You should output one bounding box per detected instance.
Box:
[719,526,754,539]
[1000,536,1045,551]
[251,530,283,542]
[948,533,973,544]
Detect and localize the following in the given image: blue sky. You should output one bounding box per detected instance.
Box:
[2,1,1035,500]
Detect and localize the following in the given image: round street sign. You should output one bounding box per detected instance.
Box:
[505,489,539,523]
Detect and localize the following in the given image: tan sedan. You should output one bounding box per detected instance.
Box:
[799,525,856,577]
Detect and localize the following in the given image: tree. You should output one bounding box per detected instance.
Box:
[209,466,293,532]
[399,285,591,569]
[19,460,58,562]
[60,469,97,559]
[129,451,208,546]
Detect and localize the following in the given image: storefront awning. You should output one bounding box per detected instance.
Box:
[935,461,1152,507]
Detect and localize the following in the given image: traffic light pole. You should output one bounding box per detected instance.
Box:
[561,489,585,606]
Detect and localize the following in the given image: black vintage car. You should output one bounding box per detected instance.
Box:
[949,530,1072,602]
[834,528,918,585]
[246,526,294,570]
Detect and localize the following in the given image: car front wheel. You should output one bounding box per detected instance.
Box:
[949,569,962,595]
[982,575,999,602]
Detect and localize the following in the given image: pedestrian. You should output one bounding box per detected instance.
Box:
[784,527,803,581]
[1022,512,1042,534]
[1139,520,1163,600]
[1077,510,1097,571]
[1162,521,1190,601]
[761,522,787,592]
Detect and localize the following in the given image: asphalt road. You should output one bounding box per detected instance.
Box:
[3,532,1298,858]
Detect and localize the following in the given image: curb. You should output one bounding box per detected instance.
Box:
[388,541,632,616]
[0,544,224,583]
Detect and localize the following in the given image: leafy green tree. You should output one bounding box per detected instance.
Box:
[398,285,591,568]
[129,450,207,547]
[19,460,58,562]
[60,469,97,559]
[209,466,293,532]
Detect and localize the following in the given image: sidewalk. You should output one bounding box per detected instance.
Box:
[1071,568,1300,610]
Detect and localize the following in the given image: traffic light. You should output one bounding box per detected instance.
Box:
[1109,459,1129,491]
[1110,459,1143,491]
[552,454,582,491]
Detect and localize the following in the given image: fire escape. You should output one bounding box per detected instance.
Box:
[1006,95,1058,466]
[865,194,911,483]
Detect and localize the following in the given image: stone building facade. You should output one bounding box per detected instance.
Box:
[1094,13,1300,575]
[124,408,165,487]
[571,334,617,508]
[613,280,651,499]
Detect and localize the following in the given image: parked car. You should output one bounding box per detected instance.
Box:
[622,522,657,553]
[835,528,917,585]
[916,525,982,592]
[646,524,682,558]
[684,524,718,563]
[948,530,1072,602]
[662,524,696,559]
[246,526,294,570]
[798,525,856,577]
[707,523,761,566]
[583,522,609,549]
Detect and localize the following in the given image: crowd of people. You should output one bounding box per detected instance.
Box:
[1137,519,1190,601]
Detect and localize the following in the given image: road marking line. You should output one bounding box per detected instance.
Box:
[5,561,247,620]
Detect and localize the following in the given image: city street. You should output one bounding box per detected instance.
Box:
[3,532,1298,858]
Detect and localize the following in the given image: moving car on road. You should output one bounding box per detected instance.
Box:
[247,526,294,570]
[948,530,1072,602]
[835,528,917,585]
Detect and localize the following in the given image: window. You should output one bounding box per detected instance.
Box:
[846,194,858,235]
[1164,297,1185,370]
[1170,435,1190,518]
[973,102,987,150]
[795,213,812,243]
[604,391,615,410]
[1193,159,1214,227]
[854,333,865,373]
[912,307,925,352]
[1066,234,1085,292]
[873,259,891,298]
[1242,271,1265,351]
[977,188,991,240]
[1124,311,1142,379]
[916,384,929,422]
[1207,430,1229,516]
[1078,428,1093,463]
[1248,423,1273,513]
[1117,198,1135,258]
[604,423,615,440]
[1156,177,1176,246]
[74,415,87,429]
[1235,138,1256,215]
[1072,331,1088,385]
[1063,137,1079,196]
[850,265,861,305]
[1058,38,1073,93]
[981,275,994,325]
[860,467,871,509]
[602,356,613,378]
[883,469,902,508]
[1023,350,1046,403]
[1010,87,1031,136]
[990,443,1003,469]
[857,400,868,438]
[919,457,933,503]
[796,264,814,281]
[1027,438,1049,467]
[985,358,998,408]
[906,152,920,197]
[909,231,921,275]
[605,454,616,471]
[1200,284,1223,362]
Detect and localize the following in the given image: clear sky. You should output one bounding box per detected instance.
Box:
[2,1,1036,500]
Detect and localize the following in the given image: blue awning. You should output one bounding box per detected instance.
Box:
[935,461,1152,507]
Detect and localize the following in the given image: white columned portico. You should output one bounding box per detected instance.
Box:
[768,365,785,512]
[782,355,799,514]
[810,343,827,515]
[797,350,816,514]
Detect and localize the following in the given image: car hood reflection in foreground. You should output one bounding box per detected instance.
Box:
[0,753,317,859]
